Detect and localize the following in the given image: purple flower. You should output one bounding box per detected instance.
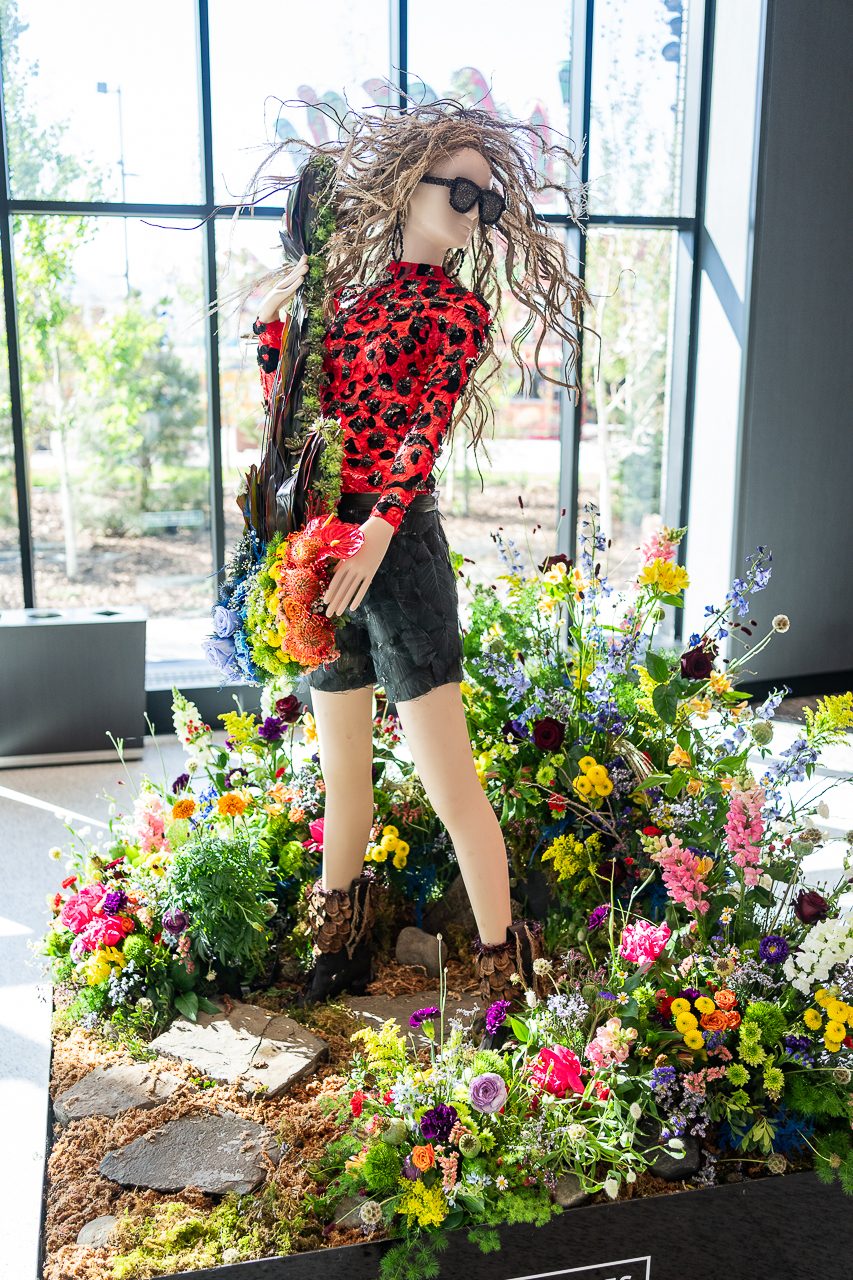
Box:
[485,999,511,1035]
[469,1072,508,1114]
[171,773,190,795]
[162,908,189,935]
[759,934,790,964]
[598,990,617,1001]
[680,988,701,1002]
[211,604,241,638]
[102,889,127,913]
[501,719,528,743]
[588,904,610,931]
[258,716,285,742]
[401,1155,419,1180]
[202,636,240,679]
[409,1005,440,1029]
[224,766,246,789]
[650,1065,677,1089]
[420,1102,458,1143]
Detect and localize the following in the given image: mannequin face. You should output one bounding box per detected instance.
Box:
[401,146,495,265]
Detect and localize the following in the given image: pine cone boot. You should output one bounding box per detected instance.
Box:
[294,868,379,1006]
[471,918,547,1050]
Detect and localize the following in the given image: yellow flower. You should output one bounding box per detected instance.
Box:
[586,764,609,785]
[538,594,560,614]
[395,840,410,857]
[392,851,408,870]
[578,756,597,774]
[683,1029,705,1050]
[637,558,690,593]
[688,695,713,719]
[709,671,732,695]
[686,778,703,796]
[459,681,473,699]
[371,845,388,863]
[593,778,614,797]
[573,774,594,797]
[825,1020,846,1041]
[824,1040,843,1054]
[218,710,260,745]
[217,793,247,817]
[382,825,399,838]
[825,1000,848,1024]
[667,745,692,769]
[814,988,831,1006]
[694,996,716,1015]
[675,1012,699,1033]
[803,1007,823,1030]
[301,711,318,746]
[670,997,691,1015]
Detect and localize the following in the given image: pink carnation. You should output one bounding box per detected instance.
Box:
[59,883,107,934]
[618,919,671,964]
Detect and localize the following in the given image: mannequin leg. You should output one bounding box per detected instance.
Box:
[309,685,375,890]
[392,681,512,946]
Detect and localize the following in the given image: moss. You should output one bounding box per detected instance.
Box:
[111,1198,265,1278]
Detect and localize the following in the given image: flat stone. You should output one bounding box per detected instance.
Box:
[54,1062,183,1126]
[76,1215,119,1248]
[99,1111,280,1195]
[333,1194,363,1226]
[636,1118,701,1180]
[423,874,477,935]
[149,999,328,1098]
[395,926,442,978]
[342,990,482,1047]
[553,1172,590,1208]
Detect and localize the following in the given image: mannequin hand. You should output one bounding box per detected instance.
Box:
[322,515,395,616]
[257,253,309,324]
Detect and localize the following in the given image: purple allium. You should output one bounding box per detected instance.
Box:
[258,716,285,742]
[469,1072,508,1114]
[759,934,790,964]
[171,772,190,795]
[420,1102,458,1143]
[409,1005,440,1029]
[588,904,610,931]
[485,999,511,1035]
[162,908,189,935]
[102,888,127,914]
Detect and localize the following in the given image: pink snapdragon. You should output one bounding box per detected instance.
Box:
[132,789,171,855]
[618,919,671,965]
[639,526,677,566]
[650,835,712,914]
[724,779,765,887]
[585,1016,638,1069]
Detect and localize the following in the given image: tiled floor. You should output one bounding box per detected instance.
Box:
[0,716,850,1280]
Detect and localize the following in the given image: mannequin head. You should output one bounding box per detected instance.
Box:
[401,146,497,264]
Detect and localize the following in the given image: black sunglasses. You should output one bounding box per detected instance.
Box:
[419,174,506,226]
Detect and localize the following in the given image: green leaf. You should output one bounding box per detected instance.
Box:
[197,995,221,1014]
[174,991,199,1021]
[631,772,672,791]
[657,593,685,608]
[456,1192,485,1216]
[665,770,686,797]
[645,649,670,683]
[443,1209,465,1230]
[652,682,680,724]
[508,1016,529,1043]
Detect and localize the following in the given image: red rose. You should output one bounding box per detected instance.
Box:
[680,641,717,680]
[793,890,829,925]
[531,717,566,752]
[642,824,662,836]
[530,1046,585,1098]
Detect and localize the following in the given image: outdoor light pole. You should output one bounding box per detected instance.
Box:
[96,81,131,297]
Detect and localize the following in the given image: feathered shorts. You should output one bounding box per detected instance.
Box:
[304,490,464,706]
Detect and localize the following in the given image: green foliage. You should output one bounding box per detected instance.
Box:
[362,1142,404,1196]
[164,826,275,978]
[785,1071,850,1120]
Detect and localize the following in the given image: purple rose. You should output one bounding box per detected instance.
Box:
[274,694,302,724]
[680,641,717,680]
[793,889,829,925]
[531,717,565,752]
[420,1102,458,1143]
[211,604,241,638]
[162,908,189,935]
[202,636,240,678]
[469,1071,508,1114]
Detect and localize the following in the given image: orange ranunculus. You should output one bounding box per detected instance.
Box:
[700,1010,729,1032]
[714,989,738,1011]
[411,1143,436,1171]
[723,1010,741,1029]
[172,798,196,819]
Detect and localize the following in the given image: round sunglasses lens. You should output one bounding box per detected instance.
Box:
[450,178,480,212]
[480,192,505,225]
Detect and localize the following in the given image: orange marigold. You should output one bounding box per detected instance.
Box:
[217,793,247,817]
[411,1143,436,1171]
[172,798,196,819]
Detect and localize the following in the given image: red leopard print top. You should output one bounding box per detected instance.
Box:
[253,258,492,532]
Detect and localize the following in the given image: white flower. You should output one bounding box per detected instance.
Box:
[495,1174,509,1191]
[771,614,790,632]
[629,1102,642,1120]
[817,801,830,819]
[759,874,773,890]
[603,1175,620,1199]
[626,1170,637,1183]
[48,846,63,861]
[525,988,539,1008]
[568,1123,587,1143]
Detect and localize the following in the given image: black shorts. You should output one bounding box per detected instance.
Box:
[304,490,464,706]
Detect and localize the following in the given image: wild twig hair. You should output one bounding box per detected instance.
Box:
[220,86,592,459]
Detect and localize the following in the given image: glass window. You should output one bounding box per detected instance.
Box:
[0,263,21,608]
[209,1,390,207]
[587,0,692,216]
[577,228,678,585]
[14,215,212,664]
[408,0,576,216]
[0,0,202,202]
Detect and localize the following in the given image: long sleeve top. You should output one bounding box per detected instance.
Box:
[252,258,492,533]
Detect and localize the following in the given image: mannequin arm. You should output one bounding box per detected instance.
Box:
[372,296,492,532]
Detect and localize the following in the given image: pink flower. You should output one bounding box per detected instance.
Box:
[639,526,677,565]
[59,883,107,934]
[303,817,324,853]
[618,919,671,964]
[77,914,127,952]
[650,835,712,914]
[724,780,765,887]
[530,1046,585,1098]
[585,1016,638,1068]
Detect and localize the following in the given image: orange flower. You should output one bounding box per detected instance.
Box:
[714,989,738,1011]
[172,798,196,819]
[411,1143,436,1171]
[700,1010,729,1032]
[217,793,247,817]
[722,1010,741,1029]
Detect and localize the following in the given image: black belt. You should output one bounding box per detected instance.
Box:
[335,490,439,513]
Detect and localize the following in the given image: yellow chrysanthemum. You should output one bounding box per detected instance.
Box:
[395,840,410,857]
[578,756,597,774]
[683,1029,705,1050]
[825,1020,846,1041]
[573,774,594,797]
[825,1000,848,1024]
[379,834,399,852]
[675,1012,699,1033]
[803,1007,823,1030]
[371,845,388,863]
[825,1040,843,1054]
[694,996,716,1015]
[382,825,399,838]
[392,851,408,870]
[586,764,609,785]
[670,997,691,1015]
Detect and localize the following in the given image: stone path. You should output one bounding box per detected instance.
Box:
[54,1062,183,1126]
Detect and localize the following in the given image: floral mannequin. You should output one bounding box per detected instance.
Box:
[245,97,589,1047]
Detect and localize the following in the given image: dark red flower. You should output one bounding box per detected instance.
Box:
[793,890,829,925]
[275,694,302,723]
[680,640,718,680]
[595,858,627,886]
[531,717,565,752]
